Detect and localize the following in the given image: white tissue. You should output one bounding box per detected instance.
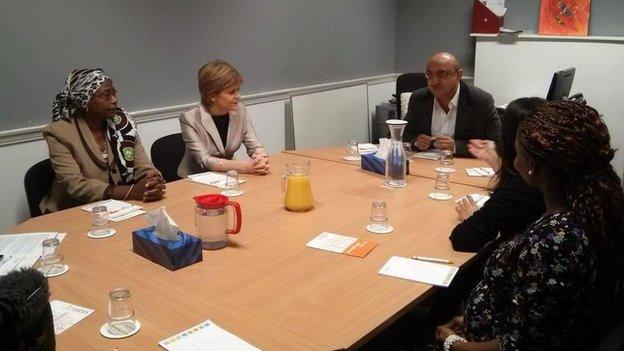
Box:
[483,0,506,17]
[145,207,180,241]
[375,138,391,160]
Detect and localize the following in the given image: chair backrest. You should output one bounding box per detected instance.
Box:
[24,159,54,218]
[150,133,185,182]
[395,73,428,119]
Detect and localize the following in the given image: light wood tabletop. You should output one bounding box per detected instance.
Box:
[283,147,494,189]
[12,152,489,351]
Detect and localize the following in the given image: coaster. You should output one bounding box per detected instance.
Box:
[100,320,141,339]
[87,228,116,239]
[221,189,243,197]
[39,264,69,278]
[366,224,394,234]
[428,192,453,201]
[343,155,361,161]
[435,166,456,173]
[383,180,407,188]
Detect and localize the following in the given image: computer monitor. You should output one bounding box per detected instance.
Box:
[546,67,575,101]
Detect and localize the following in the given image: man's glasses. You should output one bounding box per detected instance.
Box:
[425,70,459,80]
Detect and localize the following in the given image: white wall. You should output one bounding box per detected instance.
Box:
[291,85,370,148]
[474,35,624,176]
[1,75,396,232]
[0,140,49,228]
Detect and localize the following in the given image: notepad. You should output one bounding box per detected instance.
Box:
[81,200,145,221]
[357,143,379,154]
[82,199,133,213]
[187,171,246,189]
[455,193,490,208]
[306,232,378,258]
[466,167,495,177]
[378,256,459,287]
[412,151,442,160]
[159,319,260,351]
[50,300,94,335]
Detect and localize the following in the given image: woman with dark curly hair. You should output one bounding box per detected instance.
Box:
[436,100,624,350]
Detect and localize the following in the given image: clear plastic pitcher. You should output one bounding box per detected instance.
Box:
[281,160,313,212]
[193,194,242,249]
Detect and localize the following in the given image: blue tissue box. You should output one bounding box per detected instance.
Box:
[132,226,203,271]
[361,153,410,176]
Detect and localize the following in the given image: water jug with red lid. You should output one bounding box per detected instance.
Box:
[193,194,242,250]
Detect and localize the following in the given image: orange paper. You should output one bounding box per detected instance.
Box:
[343,239,378,258]
[539,0,591,36]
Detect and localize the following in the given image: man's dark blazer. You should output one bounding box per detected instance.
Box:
[402,81,501,157]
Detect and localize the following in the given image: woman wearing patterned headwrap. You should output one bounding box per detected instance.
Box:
[40,69,165,213]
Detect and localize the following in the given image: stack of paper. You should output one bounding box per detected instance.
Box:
[159,319,260,351]
[466,167,495,177]
[50,300,94,334]
[81,199,145,222]
[306,232,377,258]
[0,232,66,276]
[357,143,378,154]
[378,256,458,287]
[187,172,246,189]
[455,193,491,208]
[412,151,442,160]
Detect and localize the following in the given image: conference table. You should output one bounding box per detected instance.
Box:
[12,150,492,350]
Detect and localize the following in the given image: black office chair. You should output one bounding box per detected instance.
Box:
[150,133,185,182]
[395,72,428,119]
[24,159,55,218]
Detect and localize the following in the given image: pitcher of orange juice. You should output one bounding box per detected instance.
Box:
[282,160,313,212]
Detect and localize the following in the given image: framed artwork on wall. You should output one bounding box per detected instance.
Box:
[539,0,591,36]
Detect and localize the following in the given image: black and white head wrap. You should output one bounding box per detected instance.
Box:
[52,68,109,121]
[52,68,139,184]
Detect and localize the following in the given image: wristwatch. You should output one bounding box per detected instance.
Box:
[443,334,467,351]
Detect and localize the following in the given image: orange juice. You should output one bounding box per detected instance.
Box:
[284,175,313,211]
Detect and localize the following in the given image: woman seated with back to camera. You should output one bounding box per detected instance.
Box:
[40,69,165,213]
[177,60,269,177]
[435,100,624,350]
[450,98,546,252]
[425,98,547,327]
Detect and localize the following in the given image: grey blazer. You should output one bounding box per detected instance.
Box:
[177,102,266,177]
[402,81,501,157]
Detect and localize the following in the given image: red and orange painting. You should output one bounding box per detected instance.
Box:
[539,0,591,36]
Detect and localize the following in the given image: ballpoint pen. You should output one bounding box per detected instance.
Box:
[411,256,453,264]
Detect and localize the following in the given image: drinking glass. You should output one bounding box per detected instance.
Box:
[402,142,413,157]
[436,150,455,173]
[369,201,389,231]
[429,171,453,200]
[221,170,243,197]
[39,238,68,277]
[107,288,137,335]
[91,205,109,226]
[344,140,361,161]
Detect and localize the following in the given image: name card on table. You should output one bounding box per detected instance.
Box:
[50,300,94,335]
[306,232,377,258]
[159,319,260,351]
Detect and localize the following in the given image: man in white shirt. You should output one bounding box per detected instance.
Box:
[403,52,501,157]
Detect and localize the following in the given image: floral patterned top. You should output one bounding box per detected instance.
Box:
[463,210,597,350]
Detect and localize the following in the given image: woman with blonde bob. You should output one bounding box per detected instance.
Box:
[177,60,269,177]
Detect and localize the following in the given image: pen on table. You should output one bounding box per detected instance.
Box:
[411,256,453,264]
